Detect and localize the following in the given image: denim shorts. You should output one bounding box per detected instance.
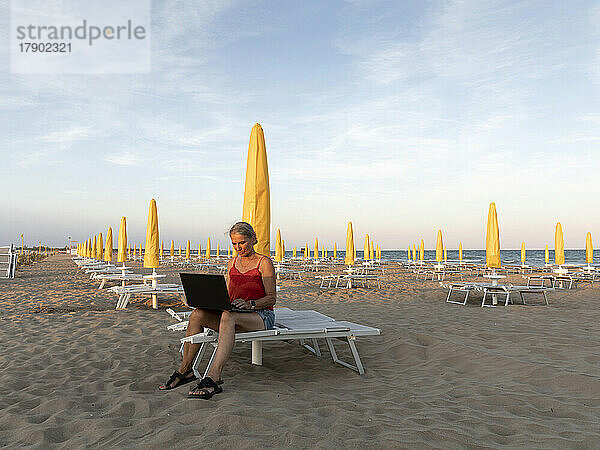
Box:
[256,309,275,330]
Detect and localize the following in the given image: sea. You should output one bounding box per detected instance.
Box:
[281,249,598,266]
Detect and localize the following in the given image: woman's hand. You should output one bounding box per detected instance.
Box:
[231,298,249,309]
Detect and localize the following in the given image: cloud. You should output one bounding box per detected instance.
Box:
[105,151,141,166]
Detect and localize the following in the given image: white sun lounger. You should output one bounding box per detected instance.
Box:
[0,245,17,279]
[170,307,381,376]
[109,283,184,309]
[443,282,553,307]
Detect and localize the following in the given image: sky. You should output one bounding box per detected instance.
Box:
[2,0,600,250]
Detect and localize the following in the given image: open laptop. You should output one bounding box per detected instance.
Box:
[179,273,253,312]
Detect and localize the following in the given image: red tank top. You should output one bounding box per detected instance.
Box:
[228,256,272,310]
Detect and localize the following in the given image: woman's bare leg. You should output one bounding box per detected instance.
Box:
[178,308,221,373]
[204,311,264,382]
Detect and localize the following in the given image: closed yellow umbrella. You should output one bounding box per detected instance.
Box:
[118,217,127,263]
[585,232,593,264]
[314,237,319,259]
[282,240,285,257]
[133,244,137,260]
[143,199,160,309]
[293,247,297,258]
[198,243,202,259]
[170,240,174,258]
[370,241,374,260]
[364,234,370,261]
[92,236,97,260]
[443,246,447,262]
[545,245,549,264]
[334,242,337,259]
[304,244,308,259]
[217,244,220,258]
[242,123,271,256]
[353,246,356,261]
[435,230,443,263]
[407,246,411,260]
[160,241,164,259]
[206,237,211,259]
[97,233,103,260]
[420,240,424,261]
[458,242,463,262]
[185,240,191,260]
[555,222,565,265]
[275,229,283,262]
[144,199,160,269]
[104,227,113,262]
[345,221,355,265]
[178,245,181,257]
[485,203,501,269]
[521,242,526,264]
[413,244,417,262]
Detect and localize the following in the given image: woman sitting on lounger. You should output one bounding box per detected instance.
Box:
[159,221,276,399]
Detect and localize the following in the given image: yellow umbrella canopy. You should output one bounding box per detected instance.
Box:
[345,221,355,265]
[104,227,113,262]
[217,244,220,257]
[242,123,271,256]
[206,237,211,259]
[521,242,526,264]
[485,202,501,269]
[545,244,549,264]
[443,246,447,262]
[160,241,164,259]
[92,236,97,260]
[198,243,202,258]
[334,242,337,259]
[370,241,374,260]
[275,229,283,262]
[293,247,297,258]
[170,240,174,258]
[304,244,308,259]
[314,237,319,259]
[117,217,127,263]
[555,222,565,265]
[134,244,137,259]
[364,234,370,260]
[282,240,285,256]
[186,240,191,260]
[585,232,593,264]
[97,233,103,260]
[458,242,463,261]
[435,230,443,263]
[419,240,424,261]
[144,199,160,269]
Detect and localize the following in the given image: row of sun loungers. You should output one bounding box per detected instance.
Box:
[442,281,554,307]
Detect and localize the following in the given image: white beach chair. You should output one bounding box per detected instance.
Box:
[171,307,381,376]
[0,245,17,279]
[109,283,185,309]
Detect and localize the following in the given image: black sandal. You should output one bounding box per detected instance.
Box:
[158,369,197,391]
[188,377,223,399]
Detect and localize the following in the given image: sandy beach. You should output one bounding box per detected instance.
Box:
[1,254,599,448]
